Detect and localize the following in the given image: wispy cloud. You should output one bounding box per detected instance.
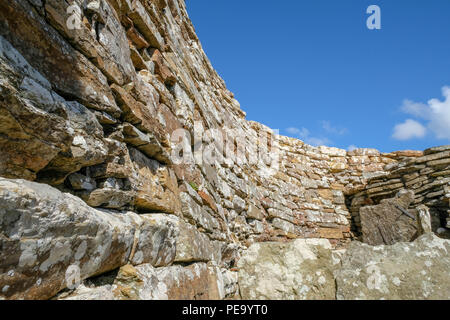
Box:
[347,145,358,151]
[285,126,331,146]
[393,86,450,141]
[321,121,348,135]
[307,136,332,146]
[392,119,427,140]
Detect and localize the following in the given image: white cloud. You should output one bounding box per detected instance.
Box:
[347,145,358,151]
[307,137,332,146]
[286,127,309,138]
[285,127,331,146]
[395,86,450,140]
[392,119,427,140]
[401,99,430,119]
[286,127,300,135]
[321,121,348,135]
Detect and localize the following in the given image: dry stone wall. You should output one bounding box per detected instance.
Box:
[349,146,450,239]
[0,0,448,300]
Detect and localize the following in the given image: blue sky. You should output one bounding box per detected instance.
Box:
[186,0,450,153]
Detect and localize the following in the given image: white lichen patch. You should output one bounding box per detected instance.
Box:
[392,277,401,287]
[19,240,38,268]
[74,241,87,261]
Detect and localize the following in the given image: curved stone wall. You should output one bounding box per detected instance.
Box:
[0,0,448,300]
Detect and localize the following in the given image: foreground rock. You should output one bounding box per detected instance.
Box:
[335,233,450,300]
[238,239,337,300]
[57,263,239,300]
[0,178,178,300]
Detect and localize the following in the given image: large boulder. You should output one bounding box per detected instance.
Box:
[335,233,450,300]
[0,178,178,300]
[237,239,338,300]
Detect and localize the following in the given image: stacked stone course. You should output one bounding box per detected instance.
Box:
[349,146,450,237]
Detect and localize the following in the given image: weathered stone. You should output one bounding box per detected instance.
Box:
[247,204,265,221]
[84,188,134,209]
[427,157,450,167]
[233,195,246,213]
[127,27,150,50]
[129,147,180,214]
[120,123,171,165]
[0,35,108,183]
[0,178,176,300]
[127,0,164,49]
[198,190,219,213]
[424,145,450,155]
[238,239,336,300]
[44,0,135,85]
[111,81,171,146]
[148,48,176,85]
[55,284,116,300]
[172,218,215,263]
[359,190,418,245]
[129,46,147,70]
[318,228,344,239]
[392,150,424,157]
[416,205,432,235]
[330,162,348,173]
[127,214,177,267]
[271,218,302,237]
[59,262,235,300]
[89,140,134,179]
[335,233,450,300]
[4,38,111,183]
[67,173,96,191]
[180,192,220,232]
[1,0,449,302]
[36,100,109,185]
[347,148,380,157]
[0,0,121,117]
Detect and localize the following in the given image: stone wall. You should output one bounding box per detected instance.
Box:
[0,0,448,300]
[349,146,450,238]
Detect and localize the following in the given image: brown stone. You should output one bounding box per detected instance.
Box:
[0,0,121,117]
[128,0,164,49]
[148,48,177,85]
[129,148,180,214]
[127,27,150,50]
[392,150,424,157]
[247,204,265,221]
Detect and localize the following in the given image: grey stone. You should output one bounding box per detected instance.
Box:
[172,218,215,263]
[416,205,432,235]
[58,262,235,300]
[180,192,219,232]
[67,173,97,191]
[0,178,176,300]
